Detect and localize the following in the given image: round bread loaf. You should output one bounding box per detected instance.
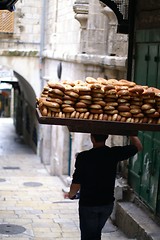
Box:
[86,77,98,84]
[117,105,130,112]
[43,100,60,108]
[76,108,88,113]
[48,82,65,92]
[48,107,60,113]
[119,112,132,118]
[90,104,102,110]
[62,107,75,113]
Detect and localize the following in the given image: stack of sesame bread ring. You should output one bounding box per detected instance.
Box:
[37,77,160,124]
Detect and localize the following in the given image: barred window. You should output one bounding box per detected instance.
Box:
[0,10,14,33]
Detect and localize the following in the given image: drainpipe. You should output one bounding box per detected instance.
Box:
[40,0,47,90]
[68,133,72,176]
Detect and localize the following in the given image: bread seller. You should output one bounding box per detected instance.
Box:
[64,134,142,240]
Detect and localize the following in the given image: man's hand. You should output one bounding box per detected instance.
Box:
[63,192,70,199]
[130,136,143,152]
[63,183,80,200]
[63,191,79,200]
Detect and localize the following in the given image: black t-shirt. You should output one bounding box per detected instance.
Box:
[72,145,138,206]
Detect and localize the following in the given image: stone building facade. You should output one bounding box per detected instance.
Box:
[40,0,128,177]
[0,0,128,178]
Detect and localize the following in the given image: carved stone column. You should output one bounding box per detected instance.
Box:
[101,6,118,55]
[73,1,89,53]
[73,0,89,29]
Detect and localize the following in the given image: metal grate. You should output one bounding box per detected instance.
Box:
[23,182,43,187]
[0,10,14,33]
[100,0,130,33]
[3,167,20,170]
[0,224,26,235]
[0,178,6,182]
[114,0,129,20]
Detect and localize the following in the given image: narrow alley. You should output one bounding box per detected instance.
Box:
[0,118,136,240]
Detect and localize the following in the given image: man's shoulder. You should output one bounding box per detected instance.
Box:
[78,149,90,157]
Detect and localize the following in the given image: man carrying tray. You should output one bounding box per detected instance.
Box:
[64,134,142,240]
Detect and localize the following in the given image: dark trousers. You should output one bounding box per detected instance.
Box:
[79,203,114,240]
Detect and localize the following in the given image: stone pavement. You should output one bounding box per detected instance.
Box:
[0,118,136,240]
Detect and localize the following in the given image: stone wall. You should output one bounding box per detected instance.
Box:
[41,0,128,176]
[0,1,42,154]
[0,0,128,177]
[0,0,41,50]
[45,0,80,54]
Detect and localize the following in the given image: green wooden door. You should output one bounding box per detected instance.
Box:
[138,131,160,211]
[145,44,160,210]
[134,43,148,85]
[129,30,160,214]
[139,132,153,205]
[147,44,159,86]
[128,133,143,194]
[149,135,160,212]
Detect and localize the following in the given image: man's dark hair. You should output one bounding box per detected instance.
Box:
[91,134,108,142]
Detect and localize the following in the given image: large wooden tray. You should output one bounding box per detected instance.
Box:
[36,109,160,136]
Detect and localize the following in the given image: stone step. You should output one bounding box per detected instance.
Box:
[115,201,160,240]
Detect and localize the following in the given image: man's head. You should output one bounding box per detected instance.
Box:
[91,134,108,144]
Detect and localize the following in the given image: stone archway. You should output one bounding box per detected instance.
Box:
[0,51,41,97]
[0,64,39,153]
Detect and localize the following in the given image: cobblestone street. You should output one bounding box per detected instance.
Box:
[0,118,136,239]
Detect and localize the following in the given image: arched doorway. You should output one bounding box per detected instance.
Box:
[0,65,38,153]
